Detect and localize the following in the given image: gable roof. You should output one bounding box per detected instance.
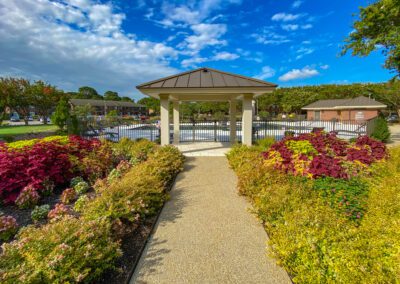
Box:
[69,99,145,108]
[302,96,387,110]
[136,67,277,89]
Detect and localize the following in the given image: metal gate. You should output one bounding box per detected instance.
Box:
[179,120,232,142]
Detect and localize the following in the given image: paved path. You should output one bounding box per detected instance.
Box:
[131,157,291,284]
[175,142,232,156]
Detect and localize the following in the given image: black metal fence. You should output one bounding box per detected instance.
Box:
[179,120,232,142]
[79,116,377,143]
[252,119,372,141]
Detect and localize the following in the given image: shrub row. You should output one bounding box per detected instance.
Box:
[0,135,115,204]
[0,141,185,283]
[227,143,400,283]
[263,133,386,179]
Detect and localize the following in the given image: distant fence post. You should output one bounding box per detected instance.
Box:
[214,120,217,142]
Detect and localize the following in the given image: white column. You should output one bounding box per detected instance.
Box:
[173,101,180,144]
[159,94,170,146]
[230,100,237,144]
[242,93,254,146]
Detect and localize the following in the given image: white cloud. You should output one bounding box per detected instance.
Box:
[181,51,239,67]
[255,66,276,80]
[279,67,319,81]
[320,64,330,70]
[184,23,227,51]
[301,24,313,29]
[154,0,242,28]
[281,24,299,31]
[281,24,312,31]
[0,0,178,98]
[292,1,303,9]
[212,51,239,61]
[251,27,290,45]
[271,13,302,22]
[295,47,314,60]
[181,57,208,67]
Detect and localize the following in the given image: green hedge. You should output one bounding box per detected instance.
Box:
[226,145,400,283]
[0,143,185,284]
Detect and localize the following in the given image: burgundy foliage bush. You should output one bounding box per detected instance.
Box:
[263,132,387,179]
[0,136,113,204]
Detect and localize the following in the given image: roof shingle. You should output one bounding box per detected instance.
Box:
[302,96,386,110]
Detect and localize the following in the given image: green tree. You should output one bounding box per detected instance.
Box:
[52,97,70,131]
[0,78,12,125]
[104,91,121,101]
[137,97,160,115]
[72,104,94,117]
[371,116,391,142]
[7,78,32,125]
[77,86,103,100]
[30,81,62,124]
[342,0,400,76]
[121,96,134,103]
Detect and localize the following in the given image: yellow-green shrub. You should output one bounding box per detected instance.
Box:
[112,137,156,162]
[82,145,184,222]
[6,135,69,149]
[0,216,121,284]
[226,145,400,283]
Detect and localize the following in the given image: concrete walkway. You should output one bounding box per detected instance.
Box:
[131,157,291,284]
[175,142,232,156]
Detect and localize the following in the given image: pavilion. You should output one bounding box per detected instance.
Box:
[136,67,277,146]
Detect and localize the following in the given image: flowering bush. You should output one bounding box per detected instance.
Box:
[31,204,50,222]
[0,215,18,241]
[61,188,77,204]
[116,159,131,173]
[0,136,114,204]
[263,133,387,179]
[74,181,89,195]
[15,185,40,209]
[227,145,400,283]
[70,176,84,188]
[48,203,72,221]
[0,216,121,283]
[73,195,89,212]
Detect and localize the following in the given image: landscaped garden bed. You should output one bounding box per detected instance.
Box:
[227,132,399,283]
[0,136,185,283]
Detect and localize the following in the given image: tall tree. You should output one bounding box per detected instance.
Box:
[7,78,32,125]
[342,0,400,77]
[137,97,160,115]
[121,96,134,103]
[29,81,62,124]
[0,78,12,125]
[78,86,102,100]
[52,97,70,131]
[104,91,121,101]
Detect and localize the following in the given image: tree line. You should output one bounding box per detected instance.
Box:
[0,78,133,125]
[136,81,400,118]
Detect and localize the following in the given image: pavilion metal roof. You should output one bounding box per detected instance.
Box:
[302,96,387,110]
[136,67,277,89]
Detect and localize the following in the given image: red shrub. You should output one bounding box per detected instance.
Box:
[0,136,114,204]
[263,132,387,179]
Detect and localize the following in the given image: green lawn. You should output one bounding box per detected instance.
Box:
[0,124,58,136]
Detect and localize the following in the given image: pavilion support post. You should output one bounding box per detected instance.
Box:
[242,93,254,146]
[229,100,237,144]
[173,101,180,144]
[160,94,170,146]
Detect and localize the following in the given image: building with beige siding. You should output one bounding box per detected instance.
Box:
[302,96,386,121]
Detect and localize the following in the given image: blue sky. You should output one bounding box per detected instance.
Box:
[0,0,392,100]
